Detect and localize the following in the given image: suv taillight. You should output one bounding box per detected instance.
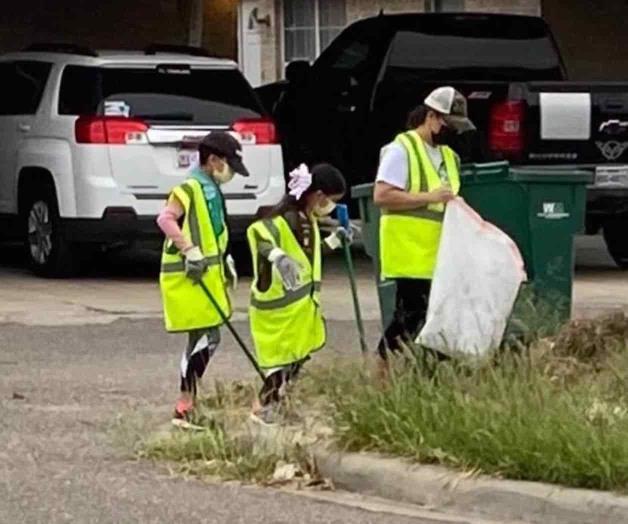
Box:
[75,116,149,144]
[489,101,526,159]
[232,118,277,145]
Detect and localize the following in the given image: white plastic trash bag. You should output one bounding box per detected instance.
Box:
[417,198,526,359]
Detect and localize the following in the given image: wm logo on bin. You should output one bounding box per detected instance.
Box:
[537,202,570,220]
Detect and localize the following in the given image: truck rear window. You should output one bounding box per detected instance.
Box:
[387,17,563,80]
[59,65,263,125]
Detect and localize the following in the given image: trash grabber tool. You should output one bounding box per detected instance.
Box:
[198,280,265,381]
[336,204,368,354]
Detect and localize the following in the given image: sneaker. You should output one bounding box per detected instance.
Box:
[249,404,280,426]
[171,398,204,431]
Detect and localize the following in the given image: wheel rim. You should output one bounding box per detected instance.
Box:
[28,201,53,265]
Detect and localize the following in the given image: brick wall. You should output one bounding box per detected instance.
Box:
[0,0,189,52]
[346,0,426,20]
[465,0,540,15]
[202,0,239,60]
[346,0,540,20]
[543,0,628,80]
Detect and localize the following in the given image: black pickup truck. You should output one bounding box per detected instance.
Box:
[257,13,628,268]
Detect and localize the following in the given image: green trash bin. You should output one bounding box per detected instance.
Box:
[352,161,593,334]
[460,161,592,324]
[352,183,397,331]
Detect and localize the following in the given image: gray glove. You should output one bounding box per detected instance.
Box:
[324,224,359,250]
[268,248,301,291]
[184,246,209,284]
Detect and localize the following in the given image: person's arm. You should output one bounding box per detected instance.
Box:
[156,196,193,253]
[373,143,454,211]
[253,224,301,291]
[373,182,454,211]
[374,182,452,211]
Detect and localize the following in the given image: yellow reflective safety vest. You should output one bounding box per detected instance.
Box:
[380,131,460,280]
[159,178,231,332]
[247,214,326,370]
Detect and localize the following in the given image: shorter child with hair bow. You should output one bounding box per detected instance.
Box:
[246,163,348,425]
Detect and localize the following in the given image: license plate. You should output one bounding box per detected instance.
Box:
[595,165,628,187]
[177,149,199,169]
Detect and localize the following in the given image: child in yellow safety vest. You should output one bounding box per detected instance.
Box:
[157,132,250,429]
[247,163,349,425]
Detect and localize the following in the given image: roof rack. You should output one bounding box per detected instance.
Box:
[24,43,98,57]
[144,44,210,57]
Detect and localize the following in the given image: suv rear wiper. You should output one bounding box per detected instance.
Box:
[135,112,194,121]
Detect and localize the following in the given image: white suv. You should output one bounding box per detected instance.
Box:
[0,44,285,276]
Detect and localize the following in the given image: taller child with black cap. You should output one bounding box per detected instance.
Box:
[157,131,250,428]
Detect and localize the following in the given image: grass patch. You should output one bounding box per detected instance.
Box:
[131,313,628,491]
[330,313,628,491]
[137,380,329,485]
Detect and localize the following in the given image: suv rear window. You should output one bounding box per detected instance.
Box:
[59,65,263,125]
[0,61,52,115]
[387,16,563,80]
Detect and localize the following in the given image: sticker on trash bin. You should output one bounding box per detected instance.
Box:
[537,202,570,219]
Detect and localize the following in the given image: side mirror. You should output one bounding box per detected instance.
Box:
[285,60,311,85]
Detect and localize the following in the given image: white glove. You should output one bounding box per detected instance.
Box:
[183,246,208,283]
[225,254,238,291]
[268,248,301,291]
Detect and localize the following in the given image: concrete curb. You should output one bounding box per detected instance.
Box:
[314,448,628,524]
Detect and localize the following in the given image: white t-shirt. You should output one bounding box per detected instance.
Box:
[375,141,454,190]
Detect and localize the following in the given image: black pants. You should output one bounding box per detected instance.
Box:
[377,279,431,359]
[258,359,308,406]
[180,328,220,395]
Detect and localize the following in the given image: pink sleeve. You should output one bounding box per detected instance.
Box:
[156,197,193,252]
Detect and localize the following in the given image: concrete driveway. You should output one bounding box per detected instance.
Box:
[0,235,625,328]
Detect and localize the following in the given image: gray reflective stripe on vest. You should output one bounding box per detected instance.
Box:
[160,255,222,273]
[381,207,444,223]
[180,183,202,247]
[262,218,281,245]
[251,281,322,310]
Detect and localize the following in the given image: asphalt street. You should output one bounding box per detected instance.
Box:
[0,236,625,523]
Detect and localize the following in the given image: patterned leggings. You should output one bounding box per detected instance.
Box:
[179,328,220,395]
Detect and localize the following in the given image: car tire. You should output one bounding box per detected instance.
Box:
[22,187,78,277]
[603,219,628,270]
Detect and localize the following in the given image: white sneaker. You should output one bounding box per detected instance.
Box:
[249,405,280,426]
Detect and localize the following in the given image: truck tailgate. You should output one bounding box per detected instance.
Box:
[517,82,628,165]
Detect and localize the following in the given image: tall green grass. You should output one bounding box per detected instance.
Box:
[331,349,628,491]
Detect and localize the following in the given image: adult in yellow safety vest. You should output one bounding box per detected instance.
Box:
[247,163,348,425]
[157,131,250,429]
[373,87,475,367]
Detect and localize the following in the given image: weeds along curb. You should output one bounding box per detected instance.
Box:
[313,447,628,524]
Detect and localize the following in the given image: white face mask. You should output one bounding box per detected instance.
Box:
[313,199,337,217]
[213,161,234,185]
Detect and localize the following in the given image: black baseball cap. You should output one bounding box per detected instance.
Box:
[199,132,250,177]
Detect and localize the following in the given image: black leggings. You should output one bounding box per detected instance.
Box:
[377,279,431,359]
[258,359,308,406]
[180,329,220,395]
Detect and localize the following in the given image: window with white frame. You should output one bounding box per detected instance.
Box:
[283,0,347,64]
